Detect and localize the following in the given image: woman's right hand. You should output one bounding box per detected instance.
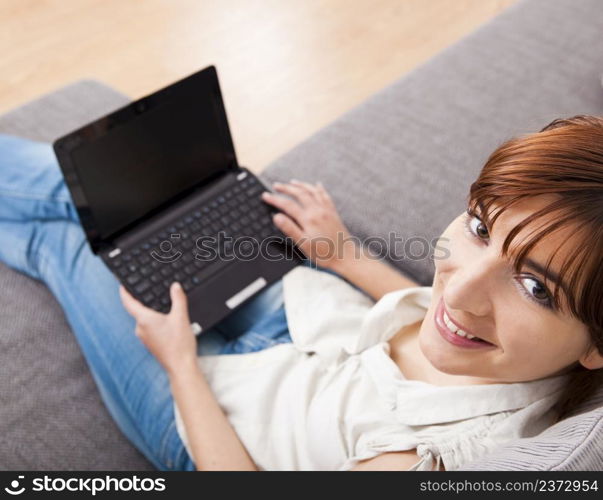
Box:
[261,179,354,269]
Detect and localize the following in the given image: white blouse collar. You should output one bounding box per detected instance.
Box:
[392,370,568,425]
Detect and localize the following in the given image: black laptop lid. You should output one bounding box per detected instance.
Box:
[54,65,238,253]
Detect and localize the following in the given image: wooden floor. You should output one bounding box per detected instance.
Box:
[0,0,517,173]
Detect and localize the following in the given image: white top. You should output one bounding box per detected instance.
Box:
[174,265,568,471]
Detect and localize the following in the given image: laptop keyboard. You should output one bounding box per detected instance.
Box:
[107,175,283,313]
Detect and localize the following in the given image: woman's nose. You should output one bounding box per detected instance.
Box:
[443,259,496,318]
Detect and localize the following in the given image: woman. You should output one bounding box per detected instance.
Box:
[1,115,602,471]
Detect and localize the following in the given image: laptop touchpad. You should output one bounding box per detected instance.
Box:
[186,260,268,327]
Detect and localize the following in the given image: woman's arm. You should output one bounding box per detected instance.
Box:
[120,283,257,471]
[261,180,419,301]
[329,244,420,302]
[169,361,257,470]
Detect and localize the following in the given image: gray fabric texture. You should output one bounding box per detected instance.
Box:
[1,0,602,470]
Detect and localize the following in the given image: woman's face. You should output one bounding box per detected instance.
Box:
[419,195,603,383]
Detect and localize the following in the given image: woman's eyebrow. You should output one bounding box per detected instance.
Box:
[476,198,570,297]
[523,257,567,294]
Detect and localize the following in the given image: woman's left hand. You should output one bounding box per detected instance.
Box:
[119,282,198,377]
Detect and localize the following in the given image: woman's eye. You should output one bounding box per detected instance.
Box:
[517,276,553,309]
[464,211,489,241]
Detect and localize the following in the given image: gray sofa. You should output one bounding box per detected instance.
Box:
[1,0,602,470]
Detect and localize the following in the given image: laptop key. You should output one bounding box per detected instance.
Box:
[142,292,155,304]
[126,274,142,286]
[134,280,152,295]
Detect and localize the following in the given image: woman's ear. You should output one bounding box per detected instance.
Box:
[578,345,603,370]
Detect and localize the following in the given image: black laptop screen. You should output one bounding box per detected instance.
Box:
[68,77,235,241]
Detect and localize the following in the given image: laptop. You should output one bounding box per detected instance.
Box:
[53,65,303,335]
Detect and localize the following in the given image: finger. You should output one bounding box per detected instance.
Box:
[119,285,150,319]
[260,191,304,222]
[315,181,334,205]
[289,179,322,202]
[272,213,305,242]
[271,182,316,207]
[169,282,189,318]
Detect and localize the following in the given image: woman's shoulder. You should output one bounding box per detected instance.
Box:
[402,378,567,470]
[348,364,569,471]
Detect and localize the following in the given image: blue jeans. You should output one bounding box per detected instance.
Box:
[0,134,346,471]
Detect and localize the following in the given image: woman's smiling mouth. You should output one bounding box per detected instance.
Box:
[435,297,497,349]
